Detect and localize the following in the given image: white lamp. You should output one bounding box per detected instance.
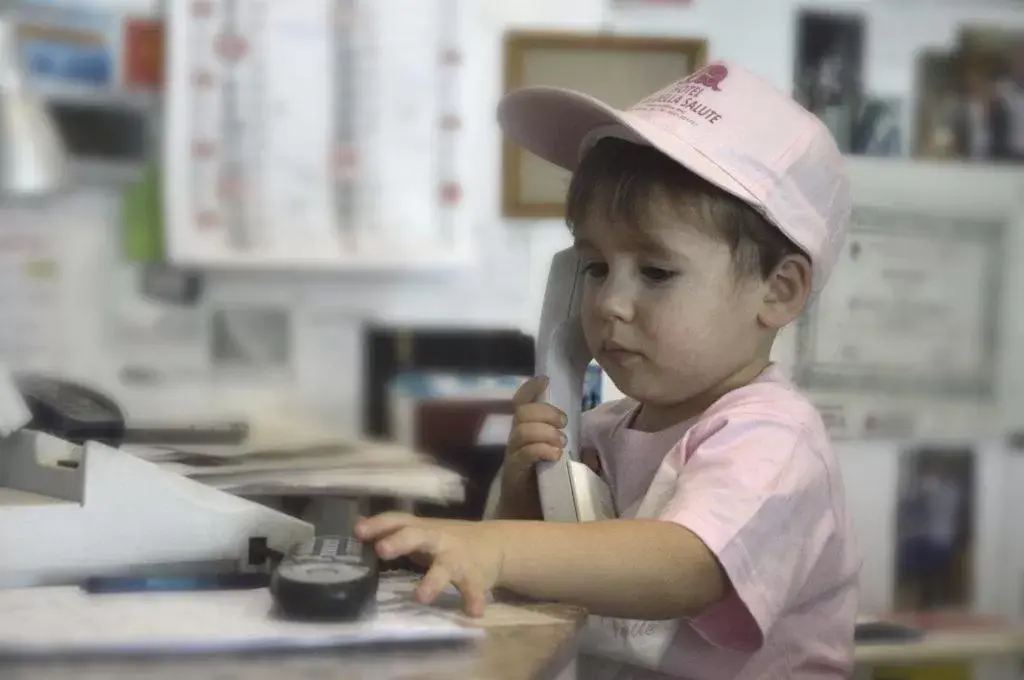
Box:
[0,15,65,198]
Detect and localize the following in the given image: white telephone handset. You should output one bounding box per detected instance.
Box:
[534,248,615,522]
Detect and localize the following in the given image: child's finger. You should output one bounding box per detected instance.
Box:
[451,567,487,618]
[510,442,562,464]
[354,512,419,541]
[514,402,567,428]
[415,563,452,606]
[507,421,564,451]
[374,526,437,561]
[512,375,548,410]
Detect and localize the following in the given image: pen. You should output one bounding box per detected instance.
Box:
[83,572,271,594]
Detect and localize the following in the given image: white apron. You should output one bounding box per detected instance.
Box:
[579,454,684,673]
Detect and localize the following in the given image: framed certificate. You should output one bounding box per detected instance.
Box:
[794,206,1006,397]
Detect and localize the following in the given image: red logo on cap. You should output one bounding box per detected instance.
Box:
[686,64,728,91]
[634,63,726,125]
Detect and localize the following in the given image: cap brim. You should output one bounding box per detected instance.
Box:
[497,86,759,207]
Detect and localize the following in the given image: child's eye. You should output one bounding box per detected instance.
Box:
[640,266,676,282]
[582,262,608,278]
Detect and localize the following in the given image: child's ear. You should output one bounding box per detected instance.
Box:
[758,254,812,328]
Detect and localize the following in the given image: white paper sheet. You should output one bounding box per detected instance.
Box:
[104,262,211,387]
[0,204,69,373]
[476,413,513,446]
[215,467,466,502]
[0,582,480,658]
[358,0,441,253]
[383,573,568,628]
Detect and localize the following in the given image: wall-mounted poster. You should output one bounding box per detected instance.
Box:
[794,207,1005,398]
[501,31,706,218]
[16,8,119,90]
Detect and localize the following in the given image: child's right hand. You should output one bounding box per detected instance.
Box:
[496,375,567,519]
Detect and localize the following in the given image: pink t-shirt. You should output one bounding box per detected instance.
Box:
[577,365,861,680]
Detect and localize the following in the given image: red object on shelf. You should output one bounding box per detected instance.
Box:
[123,18,165,89]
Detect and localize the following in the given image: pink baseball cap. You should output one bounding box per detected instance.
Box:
[497,60,851,295]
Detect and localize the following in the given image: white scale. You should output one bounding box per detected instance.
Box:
[0,368,311,589]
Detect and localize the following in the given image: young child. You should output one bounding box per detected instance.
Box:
[355,60,861,679]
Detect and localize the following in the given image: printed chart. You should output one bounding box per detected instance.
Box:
[164,0,468,269]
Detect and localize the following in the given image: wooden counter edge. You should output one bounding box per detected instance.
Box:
[855,629,1024,665]
[521,602,589,680]
[479,596,588,680]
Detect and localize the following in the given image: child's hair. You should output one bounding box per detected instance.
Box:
[565,138,806,280]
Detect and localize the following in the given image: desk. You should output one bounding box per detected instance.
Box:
[12,596,1022,680]
[1,601,587,680]
[854,625,1024,680]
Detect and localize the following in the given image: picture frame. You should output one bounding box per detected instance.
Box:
[894,445,976,613]
[501,31,706,218]
[850,96,904,157]
[953,26,1024,164]
[792,159,1019,415]
[794,204,1005,398]
[792,10,865,154]
[913,50,961,160]
[912,35,1024,164]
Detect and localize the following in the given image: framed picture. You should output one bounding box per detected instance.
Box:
[914,50,965,160]
[850,96,904,157]
[894,445,976,613]
[795,205,1005,398]
[501,31,706,218]
[954,26,1024,163]
[793,10,865,153]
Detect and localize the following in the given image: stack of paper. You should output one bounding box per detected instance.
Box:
[122,409,465,504]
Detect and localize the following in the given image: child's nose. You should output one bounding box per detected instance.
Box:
[594,281,634,323]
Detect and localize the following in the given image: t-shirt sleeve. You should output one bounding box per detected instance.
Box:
[659,416,837,652]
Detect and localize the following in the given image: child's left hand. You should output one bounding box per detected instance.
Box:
[354,512,505,617]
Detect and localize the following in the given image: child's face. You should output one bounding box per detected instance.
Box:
[574,206,772,415]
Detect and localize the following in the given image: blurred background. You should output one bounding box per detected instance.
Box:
[2,0,1024,676]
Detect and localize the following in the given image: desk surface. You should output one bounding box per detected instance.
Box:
[9,598,1023,677]
[856,627,1024,665]
[1,601,588,680]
